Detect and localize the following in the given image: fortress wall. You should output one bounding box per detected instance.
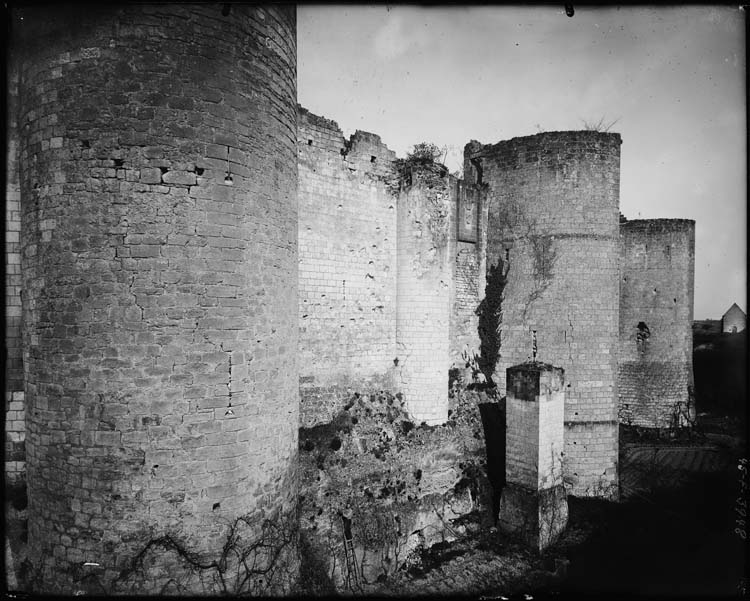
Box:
[15,4,298,593]
[297,108,398,427]
[618,219,695,428]
[449,182,487,378]
[396,172,454,424]
[469,132,621,498]
[5,55,26,485]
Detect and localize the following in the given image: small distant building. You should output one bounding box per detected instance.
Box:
[722,303,746,333]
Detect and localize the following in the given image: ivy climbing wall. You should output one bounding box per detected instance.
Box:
[467,132,622,498]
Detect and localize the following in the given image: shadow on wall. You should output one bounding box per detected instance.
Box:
[476,259,508,386]
[478,401,506,523]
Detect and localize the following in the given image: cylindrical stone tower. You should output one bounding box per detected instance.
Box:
[467,132,621,498]
[14,4,298,594]
[396,171,453,425]
[618,219,695,428]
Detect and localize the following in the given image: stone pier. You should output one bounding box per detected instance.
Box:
[498,362,568,552]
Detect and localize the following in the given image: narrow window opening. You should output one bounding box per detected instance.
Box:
[636,321,650,352]
[307,139,313,146]
[370,155,377,163]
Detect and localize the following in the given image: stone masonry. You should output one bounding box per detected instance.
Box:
[449,181,489,377]
[10,4,299,594]
[466,133,622,498]
[5,59,25,485]
[498,363,568,552]
[4,5,698,593]
[297,108,398,427]
[395,172,453,424]
[619,219,695,428]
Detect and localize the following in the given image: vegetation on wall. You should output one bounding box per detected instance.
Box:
[386,142,449,196]
[21,511,300,596]
[475,260,508,386]
[579,116,620,133]
[297,388,495,591]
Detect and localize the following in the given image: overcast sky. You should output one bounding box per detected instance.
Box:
[297,5,746,321]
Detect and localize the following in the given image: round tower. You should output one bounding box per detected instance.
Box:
[619,219,695,428]
[14,4,298,593]
[470,131,621,498]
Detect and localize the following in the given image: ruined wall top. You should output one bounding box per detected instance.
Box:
[298,105,396,179]
[620,218,696,234]
[467,130,622,155]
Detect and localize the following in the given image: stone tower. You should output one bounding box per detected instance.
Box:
[12,4,298,593]
[466,132,621,498]
[619,219,695,428]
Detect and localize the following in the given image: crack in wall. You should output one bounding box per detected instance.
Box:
[129,273,144,320]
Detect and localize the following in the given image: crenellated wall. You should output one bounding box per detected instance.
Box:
[297,108,398,426]
[13,4,299,593]
[467,132,621,498]
[618,219,695,428]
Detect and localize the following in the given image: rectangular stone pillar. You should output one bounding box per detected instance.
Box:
[498,362,568,552]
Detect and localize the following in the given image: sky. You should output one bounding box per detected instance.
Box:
[297,5,746,320]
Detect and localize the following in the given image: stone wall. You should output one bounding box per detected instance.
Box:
[467,132,621,498]
[395,171,453,424]
[449,182,487,377]
[13,4,298,593]
[618,219,695,428]
[297,108,397,427]
[298,388,490,591]
[5,56,25,484]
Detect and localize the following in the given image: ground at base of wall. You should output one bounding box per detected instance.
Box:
[8,413,744,596]
[317,414,745,598]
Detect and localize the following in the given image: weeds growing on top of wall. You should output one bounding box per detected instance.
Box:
[386,142,449,196]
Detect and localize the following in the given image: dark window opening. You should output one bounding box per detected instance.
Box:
[470,157,483,185]
[307,139,313,146]
[636,321,650,352]
[370,155,377,163]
